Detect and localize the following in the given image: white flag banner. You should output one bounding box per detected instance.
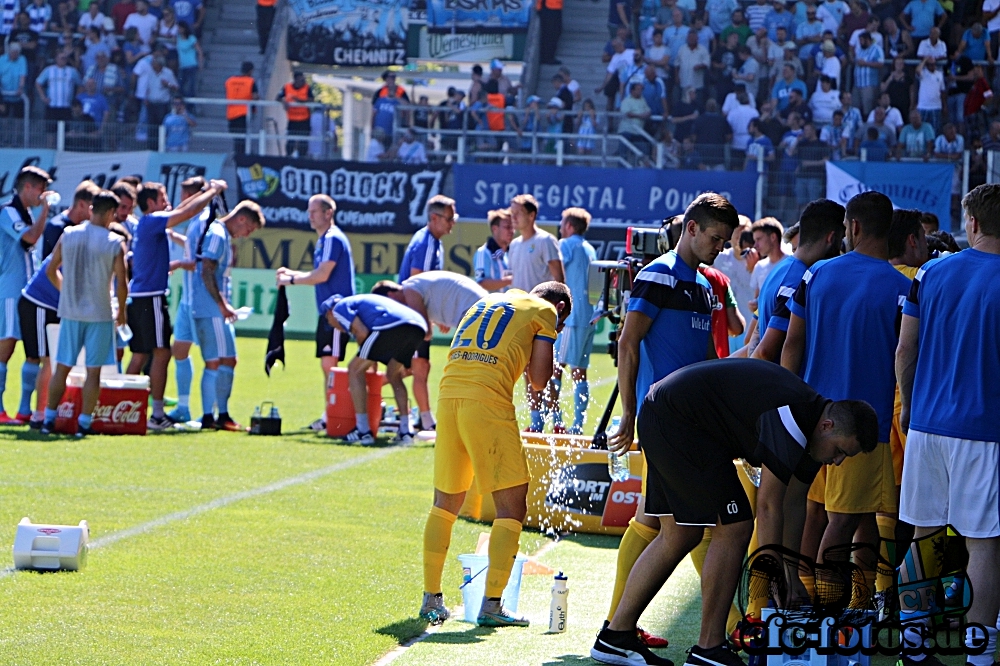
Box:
[825,162,864,207]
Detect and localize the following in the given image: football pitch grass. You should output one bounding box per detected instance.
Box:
[0,340,964,665]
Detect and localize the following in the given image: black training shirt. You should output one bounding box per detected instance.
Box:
[642,358,828,485]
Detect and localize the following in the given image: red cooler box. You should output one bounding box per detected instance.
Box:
[326,368,384,437]
[55,374,150,435]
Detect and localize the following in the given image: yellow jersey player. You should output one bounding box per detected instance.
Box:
[419,282,572,628]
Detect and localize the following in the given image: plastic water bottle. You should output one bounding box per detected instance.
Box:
[234,306,254,321]
[252,405,261,419]
[548,572,568,633]
[607,416,629,482]
[117,324,133,343]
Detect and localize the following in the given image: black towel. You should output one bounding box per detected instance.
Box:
[265,286,289,376]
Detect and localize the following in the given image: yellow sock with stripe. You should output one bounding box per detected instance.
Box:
[606,518,659,621]
[422,506,457,595]
[485,518,522,598]
[875,515,896,593]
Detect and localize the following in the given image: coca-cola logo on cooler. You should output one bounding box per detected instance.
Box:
[92,400,143,424]
[56,401,75,418]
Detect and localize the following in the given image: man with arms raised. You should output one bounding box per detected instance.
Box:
[897,185,1000,666]
[592,359,877,665]
[601,193,739,648]
[418,281,571,627]
[276,194,354,432]
[781,191,911,599]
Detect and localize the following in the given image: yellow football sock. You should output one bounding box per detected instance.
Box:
[606,518,659,621]
[422,506,457,595]
[485,518,522,598]
[876,515,896,593]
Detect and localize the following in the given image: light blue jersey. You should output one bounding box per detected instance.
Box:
[560,233,596,327]
[0,197,35,300]
[181,208,211,308]
[190,220,232,319]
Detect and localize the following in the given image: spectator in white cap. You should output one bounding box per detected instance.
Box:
[488,59,513,97]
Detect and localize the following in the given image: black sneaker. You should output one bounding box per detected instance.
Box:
[75,425,93,439]
[685,643,746,666]
[39,419,56,435]
[148,415,175,431]
[200,414,215,430]
[591,627,674,665]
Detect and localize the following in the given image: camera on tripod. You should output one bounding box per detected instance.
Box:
[588,224,674,364]
[588,222,674,448]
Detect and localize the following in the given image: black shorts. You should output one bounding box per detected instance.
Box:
[637,404,754,526]
[18,297,59,359]
[358,324,425,369]
[316,315,348,359]
[127,294,172,353]
[416,339,431,360]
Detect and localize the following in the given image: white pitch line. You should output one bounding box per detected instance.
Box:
[0,446,402,578]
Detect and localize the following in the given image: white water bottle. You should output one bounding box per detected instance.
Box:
[607,416,629,482]
[548,572,568,633]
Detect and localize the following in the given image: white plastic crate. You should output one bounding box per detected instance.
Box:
[13,518,89,571]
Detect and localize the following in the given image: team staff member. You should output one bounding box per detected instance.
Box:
[41,191,128,437]
[473,208,514,292]
[552,207,597,435]
[277,71,313,158]
[397,194,457,432]
[42,180,99,259]
[781,192,911,593]
[0,166,53,425]
[321,293,428,445]
[592,359,877,666]
[126,179,225,429]
[507,193,564,432]
[190,201,265,432]
[419,282,571,628]
[276,194,354,432]
[602,193,739,644]
[372,271,487,440]
[225,61,258,155]
[897,184,1000,666]
[166,177,213,424]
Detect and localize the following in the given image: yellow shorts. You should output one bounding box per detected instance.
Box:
[434,397,530,495]
[807,465,826,504]
[890,410,906,487]
[824,442,896,514]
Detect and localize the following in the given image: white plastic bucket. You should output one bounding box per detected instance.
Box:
[457,553,527,623]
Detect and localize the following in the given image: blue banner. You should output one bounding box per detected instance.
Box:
[287,0,408,66]
[826,161,954,232]
[454,164,757,226]
[427,0,531,33]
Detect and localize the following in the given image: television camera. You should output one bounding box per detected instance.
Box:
[588,222,676,448]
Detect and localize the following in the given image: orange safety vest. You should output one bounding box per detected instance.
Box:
[258,0,276,7]
[283,82,310,122]
[376,84,406,100]
[536,0,562,10]
[486,93,506,131]
[225,75,255,120]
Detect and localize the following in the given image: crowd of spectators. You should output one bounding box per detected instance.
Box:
[387,0,1000,220]
[0,0,204,148]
